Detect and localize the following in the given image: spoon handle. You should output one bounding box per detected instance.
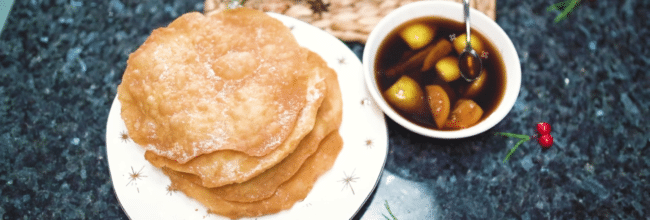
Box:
[464,0,471,47]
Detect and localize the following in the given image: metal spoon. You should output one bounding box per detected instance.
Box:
[458,0,482,82]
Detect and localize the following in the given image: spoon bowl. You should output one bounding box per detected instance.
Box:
[459,47,482,81]
[459,0,482,81]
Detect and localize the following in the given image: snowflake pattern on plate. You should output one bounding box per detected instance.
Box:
[126,166,146,193]
[338,56,347,65]
[365,138,374,149]
[166,184,177,196]
[120,130,130,143]
[339,169,360,195]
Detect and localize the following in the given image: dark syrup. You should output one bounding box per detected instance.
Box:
[375,17,507,130]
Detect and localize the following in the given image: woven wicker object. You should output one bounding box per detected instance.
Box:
[204,0,496,43]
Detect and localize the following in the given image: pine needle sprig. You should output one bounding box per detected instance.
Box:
[383,200,398,220]
[495,132,531,163]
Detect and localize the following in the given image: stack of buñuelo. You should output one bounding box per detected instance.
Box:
[117,8,343,219]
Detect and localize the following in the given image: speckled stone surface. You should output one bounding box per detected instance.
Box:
[1,0,648,219]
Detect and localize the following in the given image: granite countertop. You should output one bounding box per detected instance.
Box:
[1,0,648,219]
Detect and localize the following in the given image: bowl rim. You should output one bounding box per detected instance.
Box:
[363,1,521,139]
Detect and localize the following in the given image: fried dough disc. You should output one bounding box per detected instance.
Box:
[118,8,322,163]
[143,49,329,187]
[145,62,324,187]
[163,130,344,220]
[193,52,342,202]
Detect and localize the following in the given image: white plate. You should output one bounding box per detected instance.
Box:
[106,12,388,220]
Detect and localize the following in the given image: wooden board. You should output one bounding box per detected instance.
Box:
[205,0,496,43]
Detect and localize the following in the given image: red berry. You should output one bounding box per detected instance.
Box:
[536,122,552,135]
[538,134,553,149]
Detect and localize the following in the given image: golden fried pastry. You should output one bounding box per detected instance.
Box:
[163,130,344,219]
[144,52,327,187]
[118,8,325,163]
[120,7,346,219]
[198,52,342,202]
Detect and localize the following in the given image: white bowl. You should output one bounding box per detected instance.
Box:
[363,1,521,139]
